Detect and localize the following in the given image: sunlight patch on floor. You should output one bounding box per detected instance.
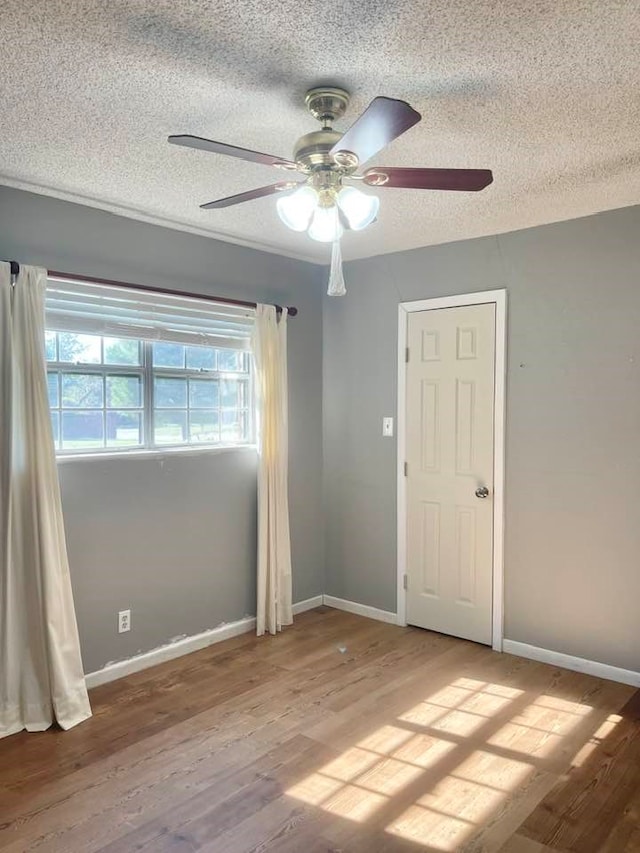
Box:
[571,713,621,767]
[486,720,564,758]
[386,802,473,850]
[286,677,597,847]
[321,784,388,821]
[287,771,345,806]
[398,678,522,734]
[533,694,593,715]
[354,755,425,796]
[357,724,415,754]
[451,749,532,792]
[391,749,536,849]
[392,732,457,769]
[319,746,382,782]
[430,709,490,737]
[486,691,594,759]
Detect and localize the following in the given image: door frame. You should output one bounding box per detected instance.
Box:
[397,289,507,651]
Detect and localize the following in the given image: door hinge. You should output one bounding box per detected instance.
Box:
[403,574,408,590]
[405,347,410,363]
[404,461,408,477]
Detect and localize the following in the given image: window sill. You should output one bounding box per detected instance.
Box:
[55,444,257,463]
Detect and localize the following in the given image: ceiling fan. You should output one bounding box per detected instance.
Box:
[168,87,493,245]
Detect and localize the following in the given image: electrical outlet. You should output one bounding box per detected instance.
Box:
[118,609,131,633]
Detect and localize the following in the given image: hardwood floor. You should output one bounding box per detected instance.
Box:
[0,607,638,852]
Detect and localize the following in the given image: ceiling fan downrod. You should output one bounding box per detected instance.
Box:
[292,87,359,176]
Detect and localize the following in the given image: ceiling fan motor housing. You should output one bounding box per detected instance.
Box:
[293,128,342,169]
[293,87,359,177]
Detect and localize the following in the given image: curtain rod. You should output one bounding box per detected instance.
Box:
[3,261,298,317]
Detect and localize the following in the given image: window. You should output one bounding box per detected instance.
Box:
[45,279,254,455]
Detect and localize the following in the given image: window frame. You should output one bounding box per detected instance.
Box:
[46,334,255,457]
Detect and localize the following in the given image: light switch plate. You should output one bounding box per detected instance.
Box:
[382,417,394,437]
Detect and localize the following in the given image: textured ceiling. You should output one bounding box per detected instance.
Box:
[1,0,639,263]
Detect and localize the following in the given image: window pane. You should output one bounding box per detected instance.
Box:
[62,411,104,449]
[45,331,57,361]
[241,410,250,440]
[186,345,216,370]
[221,409,242,442]
[45,326,251,453]
[189,410,219,443]
[47,372,59,407]
[106,375,142,408]
[106,411,143,447]
[61,373,104,408]
[152,342,185,368]
[237,379,249,408]
[50,411,60,448]
[104,337,141,366]
[218,349,246,372]
[58,332,101,364]
[154,377,187,407]
[189,379,218,409]
[220,378,239,408]
[154,410,187,444]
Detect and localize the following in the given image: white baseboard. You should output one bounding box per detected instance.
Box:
[292,595,323,614]
[85,617,256,689]
[85,595,324,689]
[322,594,398,625]
[503,639,640,688]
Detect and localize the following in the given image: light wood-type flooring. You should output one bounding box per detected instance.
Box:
[0,607,638,852]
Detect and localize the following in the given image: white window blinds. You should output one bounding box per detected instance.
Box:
[45,277,255,350]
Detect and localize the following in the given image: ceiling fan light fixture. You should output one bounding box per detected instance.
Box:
[171,90,492,272]
[337,186,380,231]
[308,205,343,243]
[276,185,318,231]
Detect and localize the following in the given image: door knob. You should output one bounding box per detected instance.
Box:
[475,486,490,499]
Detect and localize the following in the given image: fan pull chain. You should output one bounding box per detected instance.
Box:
[327,238,346,296]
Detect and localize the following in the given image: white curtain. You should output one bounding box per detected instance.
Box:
[0,263,91,738]
[253,304,293,636]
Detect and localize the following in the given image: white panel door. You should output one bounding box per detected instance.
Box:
[405,303,495,644]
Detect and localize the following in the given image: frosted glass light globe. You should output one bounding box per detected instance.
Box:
[337,186,379,230]
[308,205,343,243]
[276,186,318,231]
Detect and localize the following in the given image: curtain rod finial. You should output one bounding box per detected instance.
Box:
[276,305,298,317]
[1,260,20,275]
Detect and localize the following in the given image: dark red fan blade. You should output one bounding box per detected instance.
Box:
[330,97,421,166]
[200,182,300,210]
[169,135,297,170]
[362,167,493,191]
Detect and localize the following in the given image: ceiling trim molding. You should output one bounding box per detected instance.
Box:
[0,174,324,266]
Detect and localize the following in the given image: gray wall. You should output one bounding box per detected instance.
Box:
[0,186,324,673]
[3,184,638,677]
[324,204,640,673]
